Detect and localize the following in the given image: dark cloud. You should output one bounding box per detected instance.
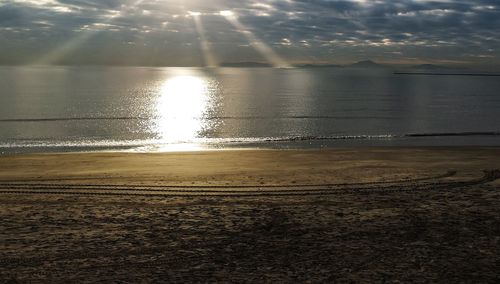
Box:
[56,0,123,9]
[0,0,499,66]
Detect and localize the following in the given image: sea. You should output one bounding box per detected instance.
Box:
[1,66,499,154]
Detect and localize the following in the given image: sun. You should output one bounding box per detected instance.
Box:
[219,10,234,17]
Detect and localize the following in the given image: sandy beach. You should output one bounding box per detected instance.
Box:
[1,148,500,282]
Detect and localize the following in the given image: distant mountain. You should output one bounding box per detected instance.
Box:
[220,62,272,67]
[411,64,449,70]
[294,63,343,68]
[410,64,467,71]
[347,60,388,69]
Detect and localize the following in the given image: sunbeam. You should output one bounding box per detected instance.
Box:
[220,10,290,68]
[189,12,218,68]
[33,0,146,65]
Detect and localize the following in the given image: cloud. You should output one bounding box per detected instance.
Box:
[0,0,499,66]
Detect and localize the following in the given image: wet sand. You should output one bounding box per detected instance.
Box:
[1,148,500,282]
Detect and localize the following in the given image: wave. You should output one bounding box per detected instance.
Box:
[0,115,395,122]
[0,136,393,149]
[0,117,149,122]
[1,132,499,150]
[404,131,500,137]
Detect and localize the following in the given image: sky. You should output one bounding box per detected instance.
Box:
[0,0,499,67]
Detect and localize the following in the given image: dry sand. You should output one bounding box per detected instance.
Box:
[1,147,500,282]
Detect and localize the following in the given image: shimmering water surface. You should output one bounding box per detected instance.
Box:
[1,66,499,153]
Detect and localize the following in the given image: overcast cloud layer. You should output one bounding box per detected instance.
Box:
[0,0,499,67]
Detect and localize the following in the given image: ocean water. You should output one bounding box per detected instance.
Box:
[1,66,499,153]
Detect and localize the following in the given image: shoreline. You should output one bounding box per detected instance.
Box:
[2,131,500,155]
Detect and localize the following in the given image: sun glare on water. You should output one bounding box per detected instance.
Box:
[155,75,212,146]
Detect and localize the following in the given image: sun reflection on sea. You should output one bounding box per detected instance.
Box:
[153,72,217,150]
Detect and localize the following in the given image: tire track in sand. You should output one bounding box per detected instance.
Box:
[0,170,498,197]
